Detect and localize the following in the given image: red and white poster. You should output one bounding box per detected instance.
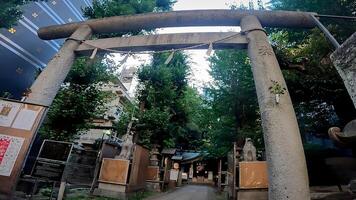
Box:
[0,134,24,176]
[0,138,11,164]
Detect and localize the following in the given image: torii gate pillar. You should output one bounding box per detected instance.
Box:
[26,25,92,106]
[241,15,310,199]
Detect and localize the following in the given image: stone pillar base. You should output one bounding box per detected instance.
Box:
[238,189,268,200]
[146,182,161,192]
[93,183,128,199]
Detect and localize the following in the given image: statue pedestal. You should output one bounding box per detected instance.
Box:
[146,181,161,192]
[95,183,128,199]
[94,145,149,198]
[239,161,268,189]
[94,158,130,198]
[145,166,161,192]
[237,161,268,200]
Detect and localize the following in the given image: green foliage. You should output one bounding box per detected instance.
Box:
[83,0,175,37]
[203,50,262,158]
[42,0,177,142]
[84,0,175,19]
[0,0,44,28]
[269,0,356,134]
[66,57,118,85]
[136,107,171,147]
[269,80,286,95]
[136,52,188,147]
[128,191,155,200]
[175,87,206,149]
[267,0,356,17]
[39,57,116,141]
[125,52,205,149]
[114,102,137,137]
[65,190,154,200]
[39,85,107,141]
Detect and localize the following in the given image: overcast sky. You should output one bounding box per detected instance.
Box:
[115,0,267,94]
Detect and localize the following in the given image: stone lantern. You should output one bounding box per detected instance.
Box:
[150,145,160,166]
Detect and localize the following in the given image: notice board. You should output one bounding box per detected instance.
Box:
[99,158,130,185]
[0,99,46,194]
[239,161,268,189]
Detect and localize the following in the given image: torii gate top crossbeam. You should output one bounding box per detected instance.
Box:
[38,9,317,40]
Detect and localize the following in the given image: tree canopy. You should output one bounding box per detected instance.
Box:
[11,0,355,156]
[39,0,177,141]
[199,0,356,158]
[200,50,262,158]
[268,0,356,135]
[83,0,175,36]
[116,52,204,149]
[39,57,118,141]
[83,0,175,19]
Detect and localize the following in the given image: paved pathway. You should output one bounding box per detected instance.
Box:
[148,185,217,200]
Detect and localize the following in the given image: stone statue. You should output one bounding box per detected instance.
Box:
[243,138,257,161]
[117,132,134,160]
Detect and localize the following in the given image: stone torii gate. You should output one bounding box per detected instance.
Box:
[4,10,326,199]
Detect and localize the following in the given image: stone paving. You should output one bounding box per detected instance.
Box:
[148,185,217,200]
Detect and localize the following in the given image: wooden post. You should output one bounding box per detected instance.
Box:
[90,140,106,194]
[233,143,237,200]
[57,182,66,200]
[241,15,310,199]
[218,159,222,191]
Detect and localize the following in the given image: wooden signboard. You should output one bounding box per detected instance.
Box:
[0,99,46,195]
[99,158,129,185]
[146,166,160,181]
[239,161,268,189]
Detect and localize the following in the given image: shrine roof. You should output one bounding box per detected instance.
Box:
[161,148,177,155]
